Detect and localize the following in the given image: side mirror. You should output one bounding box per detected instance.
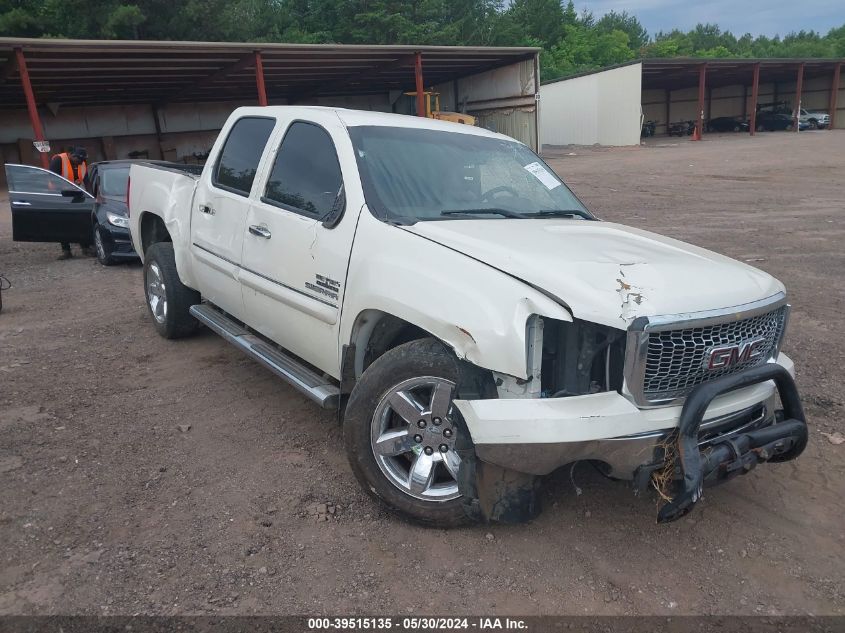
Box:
[321,187,346,229]
[60,189,84,200]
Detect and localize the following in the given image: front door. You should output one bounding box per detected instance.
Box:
[240,112,363,377]
[190,115,277,320]
[5,164,94,244]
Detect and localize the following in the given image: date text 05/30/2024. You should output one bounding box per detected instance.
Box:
[308,617,528,630]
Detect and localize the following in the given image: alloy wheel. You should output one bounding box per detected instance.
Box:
[146,261,168,324]
[370,376,461,501]
[94,227,106,261]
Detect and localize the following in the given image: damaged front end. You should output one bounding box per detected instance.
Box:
[453,293,808,524]
[644,363,807,523]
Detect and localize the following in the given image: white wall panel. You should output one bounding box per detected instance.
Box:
[433,57,539,150]
[540,63,642,147]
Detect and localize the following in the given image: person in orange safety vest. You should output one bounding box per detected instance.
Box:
[49,146,93,260]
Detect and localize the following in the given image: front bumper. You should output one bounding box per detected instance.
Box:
[455,354,795,476]
[102,225,139,258]
[454,354,807,521]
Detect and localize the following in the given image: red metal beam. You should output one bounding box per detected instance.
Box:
[14,47,49,169]
[694,63,706,140]
[794,63,804,132]
[255,51,268,106]
[830,63,841,130]
[749,63,761,136]
[414,52,425,117]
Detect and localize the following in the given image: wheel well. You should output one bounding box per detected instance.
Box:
[140,213,171,256]
[350,311,430,378]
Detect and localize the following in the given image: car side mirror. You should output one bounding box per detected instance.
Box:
[321,186,346,229]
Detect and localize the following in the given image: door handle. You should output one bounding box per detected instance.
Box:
[199,204,215,215]
[11,200,32,206]
[248,225,272,239]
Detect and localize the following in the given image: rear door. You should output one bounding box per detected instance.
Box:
[190,115,277,319]
[5,164,94,243]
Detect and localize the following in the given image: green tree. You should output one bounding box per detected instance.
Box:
[595,10,647,50]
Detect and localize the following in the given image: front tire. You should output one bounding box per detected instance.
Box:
[143,242,200,339]
[94,224,115,266]
[343,338,493,527]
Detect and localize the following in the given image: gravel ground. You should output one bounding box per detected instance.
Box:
[0,130,843,616]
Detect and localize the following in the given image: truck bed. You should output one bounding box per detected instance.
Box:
[128,162,203,271]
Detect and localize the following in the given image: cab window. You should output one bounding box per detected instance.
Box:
[262,122,344,219]
[213,117,276,196]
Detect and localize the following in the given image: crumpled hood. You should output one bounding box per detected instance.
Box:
[401,219,783,330]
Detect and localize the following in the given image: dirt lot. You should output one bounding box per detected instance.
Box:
[1,131,843,617]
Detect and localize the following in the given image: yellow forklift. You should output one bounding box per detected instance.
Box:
[404,90,476,125]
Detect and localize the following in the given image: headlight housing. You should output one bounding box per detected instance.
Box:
[539,317,626,397]
[106,211,129,228]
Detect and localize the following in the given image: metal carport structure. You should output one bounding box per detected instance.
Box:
[0,38,541,173]
[640,58,844,138]
[540,57,844,147]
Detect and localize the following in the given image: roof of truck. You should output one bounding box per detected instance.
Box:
[233,105,510,141]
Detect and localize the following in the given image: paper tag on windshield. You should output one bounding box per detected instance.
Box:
[524,162,561,190]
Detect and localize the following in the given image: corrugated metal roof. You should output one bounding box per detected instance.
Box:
[542,58,845,90]
[0,37,540,109]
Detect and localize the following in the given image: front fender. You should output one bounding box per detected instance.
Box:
[340,212,572,379]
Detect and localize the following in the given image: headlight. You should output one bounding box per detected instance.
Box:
[106,211,129,228]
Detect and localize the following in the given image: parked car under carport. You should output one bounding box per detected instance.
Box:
[755,112,812,132]
[707,117,749,132]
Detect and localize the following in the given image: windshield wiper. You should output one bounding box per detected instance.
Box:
[530,209,592,219]
[440,208,528,219]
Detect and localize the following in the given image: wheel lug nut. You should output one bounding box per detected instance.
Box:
[417,419,427,428]
[443,428,453,438]
[432,417,442,425]
[414,434,423,443]
[439,444,448,453]
[424,446,434,456]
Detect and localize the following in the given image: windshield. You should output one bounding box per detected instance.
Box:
[100,166,130,197]
[348,126,592,223]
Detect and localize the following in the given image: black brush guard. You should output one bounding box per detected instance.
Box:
[657,363,808,523]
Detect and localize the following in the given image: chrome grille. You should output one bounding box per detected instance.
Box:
[641,306,788,402]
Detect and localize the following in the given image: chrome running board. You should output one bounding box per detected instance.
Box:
[189,303,340,409]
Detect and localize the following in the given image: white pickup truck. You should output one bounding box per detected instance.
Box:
[129,106,807,526]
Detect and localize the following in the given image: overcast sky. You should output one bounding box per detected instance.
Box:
[579,0,844,37]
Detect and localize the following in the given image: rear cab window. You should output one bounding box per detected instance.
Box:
[213,117,277,196]
[261,121,345,220]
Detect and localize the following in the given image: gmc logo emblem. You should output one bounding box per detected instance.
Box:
[704,337,767,371]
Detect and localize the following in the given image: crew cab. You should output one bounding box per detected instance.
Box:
[128,106,807,526]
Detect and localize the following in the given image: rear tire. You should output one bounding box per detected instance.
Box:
[143,242,199,339]
[343,338,494,528]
